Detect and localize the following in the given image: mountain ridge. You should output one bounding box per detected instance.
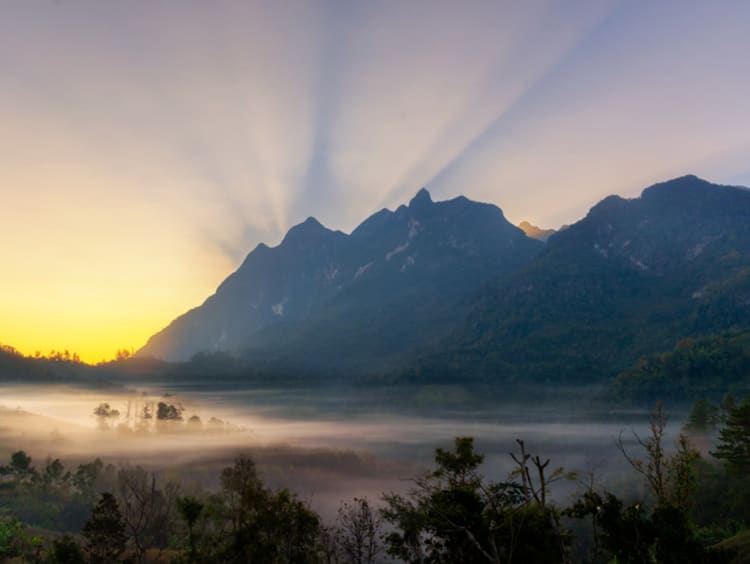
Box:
[407,174,750,383]
[138,189,542,364]
[139,175,750,385]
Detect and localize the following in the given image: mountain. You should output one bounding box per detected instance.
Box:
[138,189,543,369]
[518,221,556,241]
[409,175,750,384]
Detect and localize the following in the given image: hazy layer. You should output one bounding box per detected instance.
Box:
[0,383,689,517]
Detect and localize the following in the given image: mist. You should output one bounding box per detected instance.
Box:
[0,382,691,521]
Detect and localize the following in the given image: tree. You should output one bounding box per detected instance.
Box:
[115,348,132,361]
[567,491,706,564]
[177,495,204,561]
[265,488,322,564]
[335,497,382,564]
[509,439,570,508]
[684,399,719,432]
[49,534,85,564]
[220,454,265,540]
[214,455,324,563]
[0,516,42,561]
[712,397,750,472]
[570,404,706,563]
[93,403,120,430]
[82,492,127,563]
[116,466,179,561]
[156,401,183,421]
[567,492,656,564]
[73,458,105,500]
[381,437,567,564]
[0,450,36,485]
[40,457,72,496]
[10,450,33,473]
[187,415,203,430]
[155,402,184,432]
[617,402,700,510]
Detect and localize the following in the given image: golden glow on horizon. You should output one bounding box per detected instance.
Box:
[1,1,749,360]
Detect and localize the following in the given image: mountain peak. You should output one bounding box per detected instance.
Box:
[641,174,711,197]
[301,216,324,228]
[639,175,749,209]
[281,216,333,246]
[409,188,433,209]
[518,221,556,242]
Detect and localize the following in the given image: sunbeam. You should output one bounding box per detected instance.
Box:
[1,0,749,359]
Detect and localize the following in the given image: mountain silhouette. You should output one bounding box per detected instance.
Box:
[139,189,542,368]
[140,175,750,383]
[410,175,750,383]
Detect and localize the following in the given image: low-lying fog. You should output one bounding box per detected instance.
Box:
[0,383,688,519]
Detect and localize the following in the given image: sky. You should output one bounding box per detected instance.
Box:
[1,0,749,362]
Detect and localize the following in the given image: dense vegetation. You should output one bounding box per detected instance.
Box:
[0,344,307,389]
[0,345,114,388]
[606,332,750,406]
[406,177,750,385]
[3,402,750,562]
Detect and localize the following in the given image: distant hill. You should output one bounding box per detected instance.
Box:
[139,189,543,371]
[0,345,117,388]
[408,175,750,384]
[518,221,556,241]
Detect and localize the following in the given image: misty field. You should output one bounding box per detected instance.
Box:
[0,383,665,517]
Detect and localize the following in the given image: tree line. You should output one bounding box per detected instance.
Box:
[91,401,237,434]
[2,399,750,562]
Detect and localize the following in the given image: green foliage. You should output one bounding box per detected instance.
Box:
[566,403,718,563]
[380,437,567,563]
[712,528,750,564]
[567,492,656,563]
[0,450,108,533]
[4,423,750,563]
[685,399,721,432]
[48,534,85,564]
[713,398,750,472]
[685,398,750,545]
[10,450,33,474]
[72,458,105,500]
[566,492,711,564]
[82,492,127,562]
[617,404,701,511]
[607,333,750,405]
[0,515,43,561]
[433,436,484,485]
[409,177,750,386]
[220,456,321,562]
[176,495,204,560]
